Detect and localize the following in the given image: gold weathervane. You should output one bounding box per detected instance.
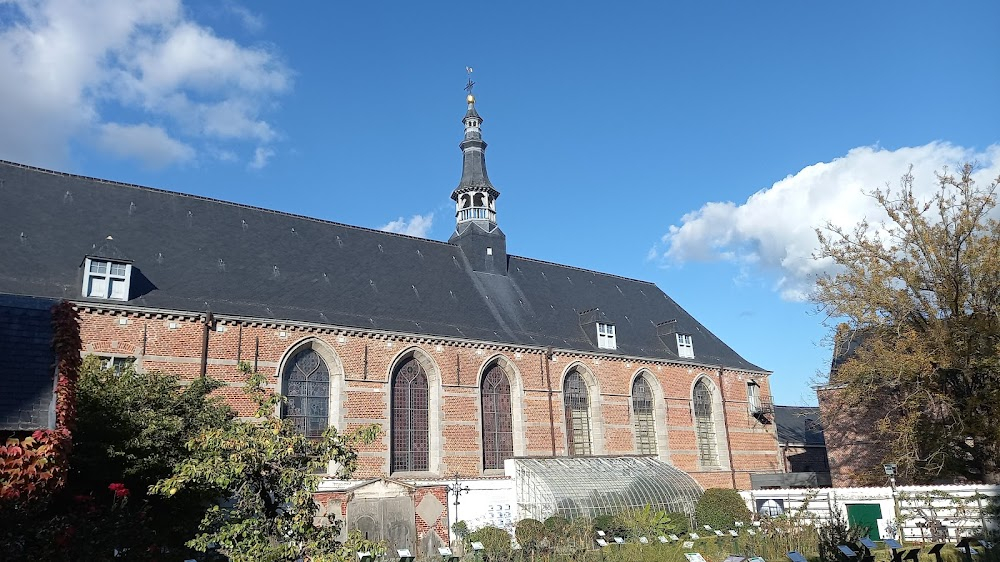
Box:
[465,66,475,103]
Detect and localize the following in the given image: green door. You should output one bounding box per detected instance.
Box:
[846,503,882,540]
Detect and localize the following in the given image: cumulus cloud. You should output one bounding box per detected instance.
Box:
[381,214,434,238]
[654,142,1000,301]
[0,0,290,168]
[96,123,195,169]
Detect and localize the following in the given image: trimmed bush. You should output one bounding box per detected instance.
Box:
[694,488,752,531]
[515,518,546,553]
[468,525,513,560]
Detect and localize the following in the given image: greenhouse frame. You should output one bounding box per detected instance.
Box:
[512,456,704,521]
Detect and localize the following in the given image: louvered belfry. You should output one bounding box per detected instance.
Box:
[482,364,514,470]
[392,358,429,472]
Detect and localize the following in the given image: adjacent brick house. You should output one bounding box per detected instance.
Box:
[0,92,780,548]
[817,325,887,487]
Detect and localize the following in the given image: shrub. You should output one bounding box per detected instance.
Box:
[593,513,621,537]
[817,507,868,562]
[468,525,513,561]
[666,511,691,535]
[694,488,752,531]
[613,505,678,539]
[514,518,546,553]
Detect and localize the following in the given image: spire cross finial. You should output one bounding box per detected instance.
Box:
[464,66,475,96]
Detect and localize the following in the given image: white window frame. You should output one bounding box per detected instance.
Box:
[676,333,694,358]
[82,257,132,301]
[747,380,762,413]
[93,354,135,375]
[596,322,617,350]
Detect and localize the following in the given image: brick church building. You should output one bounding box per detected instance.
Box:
[1,89,780,551]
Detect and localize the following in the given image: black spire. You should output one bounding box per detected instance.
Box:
[448,81,507,275]
[451,93,499,202]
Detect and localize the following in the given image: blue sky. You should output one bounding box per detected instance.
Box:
[1,1,998,405]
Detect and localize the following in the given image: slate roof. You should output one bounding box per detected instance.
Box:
[0,293,58,431]
[774,406,825,445]
[0,159,764,372]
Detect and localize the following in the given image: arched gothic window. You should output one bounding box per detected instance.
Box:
[392,357,429,472]
[693,379,719,467]
[482,363,514,470]
[282,349,330,438]
[632,376,656,455]
[564,370,592,456]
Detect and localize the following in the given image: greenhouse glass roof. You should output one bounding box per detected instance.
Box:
[512,457,703,521]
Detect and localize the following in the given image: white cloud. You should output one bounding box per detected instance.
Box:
[381,214,434,238]
[96,123,195,169]
[655,142,1000,301]
[223,2,265,33]
[0,0,290,168]
[248,146,274,170]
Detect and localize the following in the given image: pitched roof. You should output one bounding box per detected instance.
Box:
[0,293,58,431]
[774,405,825,445]
[0,160,764,372]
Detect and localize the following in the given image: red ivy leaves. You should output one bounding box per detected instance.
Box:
[0,429,70,500]
[52,301,81,434]
[0,301,80,503]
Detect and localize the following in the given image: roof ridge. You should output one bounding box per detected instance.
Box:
[508,254,658,286]
[0,159,457,247]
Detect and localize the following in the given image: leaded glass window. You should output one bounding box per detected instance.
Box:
[482,364,514,470]
[693,380,719,467]
[392,358,429,472]
[564,371,592,456]
[632,377,656,455]
[283,349,330,438]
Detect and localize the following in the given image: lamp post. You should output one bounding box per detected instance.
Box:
[446,473,471,535]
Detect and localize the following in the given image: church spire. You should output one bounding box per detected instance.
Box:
[451,69,499,229]
[449,70,507,275]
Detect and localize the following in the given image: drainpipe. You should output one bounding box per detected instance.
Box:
[544,347,556,457]
[717,366,738,488]
[200,312,214,380]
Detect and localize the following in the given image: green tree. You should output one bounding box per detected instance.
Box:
[152,364,381,562]
[1,356,233,561]
[815,164,1000,483]
[694,488,751,531]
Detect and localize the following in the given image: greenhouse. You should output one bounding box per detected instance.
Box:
[512,456,703,521]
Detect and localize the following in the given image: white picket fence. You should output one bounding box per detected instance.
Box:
[742,484,1000,542]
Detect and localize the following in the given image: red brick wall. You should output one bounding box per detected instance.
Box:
[818,386,886,486]
[76,305,780,489]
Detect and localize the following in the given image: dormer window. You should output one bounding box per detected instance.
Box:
[676,333,694,358]
[597,322,616,350]
[82,257,131,301]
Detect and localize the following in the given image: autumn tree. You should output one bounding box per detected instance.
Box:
[814,163,1000,484]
